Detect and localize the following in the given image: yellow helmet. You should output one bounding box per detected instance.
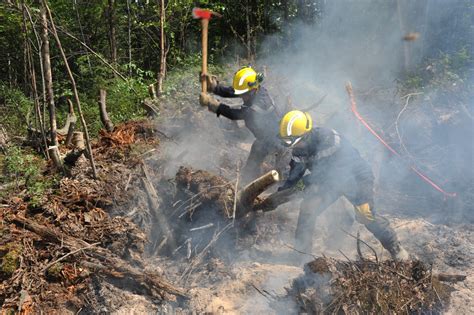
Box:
[279,110,313,146]
[232,66,262,95]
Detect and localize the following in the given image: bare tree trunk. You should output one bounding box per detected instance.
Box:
[40,5,58,147]
[65,120,76,147]
[44,1,98,179]
[297,0,307,22]
[22,5,49,158]
[157,0,166,95]
[282,0,289,22]
[23,24,28,93]
[48,145,65,174]
[245,0,252,60]
[73,0,92,72]
[23,5,48,129]
[126,0,132,76]
[107,0,117,63]
[7,53,12,88]
[98,89,114,132]
[72,131,85,150]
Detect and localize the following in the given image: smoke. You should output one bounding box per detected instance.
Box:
[258,0,473,222]
[151,0,472,277]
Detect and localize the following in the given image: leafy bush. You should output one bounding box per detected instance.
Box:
[0,84,33,136]
[400,47,472,93]
[1,146,57,206]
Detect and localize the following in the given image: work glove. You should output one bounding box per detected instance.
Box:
[199,92,220,113]
[199,72,219,93]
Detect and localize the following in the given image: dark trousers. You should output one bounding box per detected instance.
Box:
[295,174,400,256]
[240,138,286,185]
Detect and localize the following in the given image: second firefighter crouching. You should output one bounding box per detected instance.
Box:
[276,110,409,261]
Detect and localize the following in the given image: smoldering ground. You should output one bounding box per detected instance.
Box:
[259,0,473,224]
[151,0,472,263]
[135,1,473,313]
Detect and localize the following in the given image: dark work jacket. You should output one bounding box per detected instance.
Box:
[280,127,373,190]
[213,85,280,142]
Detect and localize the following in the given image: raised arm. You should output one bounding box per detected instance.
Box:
[213,84,239,98]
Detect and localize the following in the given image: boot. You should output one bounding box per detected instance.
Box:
[364,215,410,261]
[386,241,410,261]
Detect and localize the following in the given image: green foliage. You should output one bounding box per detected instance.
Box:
[0,84,33,136]
[162,61,227,97]
[0,244,21,277]
[1,146,57,206]
[400,47,472,93]
[46,262,63,280]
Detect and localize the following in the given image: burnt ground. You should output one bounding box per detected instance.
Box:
[1,70,473,314]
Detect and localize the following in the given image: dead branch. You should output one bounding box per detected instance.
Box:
[42,242,100,273]
[356,230,365,261]
[10,215,188,299]
[395,92,423,163]
[57,113,77,136]
[341,228,379,264]
[232,162,241,224]
[179,223,233,283]
[435,273,467,282]
[98,89,114,132]
[55,26,128,82]
[141,163,176,252]
[141,98,160,117]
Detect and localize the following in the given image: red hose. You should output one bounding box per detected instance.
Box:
[345,83,456,198]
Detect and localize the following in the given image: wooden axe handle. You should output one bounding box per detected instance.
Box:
[201,18,209,93]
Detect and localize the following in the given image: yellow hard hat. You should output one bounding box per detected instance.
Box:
[232,66,261,95]
[279,110,313,146]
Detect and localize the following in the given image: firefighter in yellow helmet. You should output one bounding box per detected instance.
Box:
[277,110,409,261]
[200,66,284,184]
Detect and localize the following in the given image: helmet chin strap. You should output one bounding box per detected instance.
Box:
[283,136,303,147]
[303,112,311,130]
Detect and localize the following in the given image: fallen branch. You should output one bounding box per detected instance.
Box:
[10,215,188,299]
[436,273,467,282]
[42,242,100,273]
[141,163,176,252]
[179,223,233,283]
[345,82,455,198]
[356,230,365,261]
[341,228,378,264]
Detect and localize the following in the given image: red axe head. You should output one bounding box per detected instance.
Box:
[192,7,222,20]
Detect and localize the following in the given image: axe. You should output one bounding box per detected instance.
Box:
[192,7,222,94]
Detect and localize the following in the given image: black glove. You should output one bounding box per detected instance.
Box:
[277,185,288,192]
